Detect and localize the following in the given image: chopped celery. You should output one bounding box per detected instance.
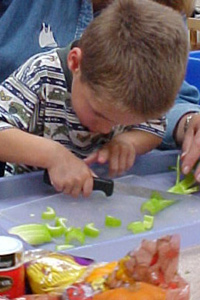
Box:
[141,191,175,215]
[65,227,85,245]
[168,155,200,195]
[105,215,122,227]
[127,221,145,234]
[143,215,154,230]
[55,244,74,251]
[127,215,154,234]
[41,206,56,220]
[83,223,100,238]
[45,224,65,237]
[55,217,68,229]
[9,223,52,245]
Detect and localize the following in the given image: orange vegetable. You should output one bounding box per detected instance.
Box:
[85,261,117,283]
[93,283,166,300]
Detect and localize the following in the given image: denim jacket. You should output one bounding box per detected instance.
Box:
[0,0,93,83]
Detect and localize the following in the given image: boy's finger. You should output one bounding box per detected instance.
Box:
[97,148,109,164]
[82,177,93,197]
[109,147,120,176]
[84,152,99,165]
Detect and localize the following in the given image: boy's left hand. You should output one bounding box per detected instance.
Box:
[85,133,136,177]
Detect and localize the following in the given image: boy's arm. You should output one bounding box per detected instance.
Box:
[85,129,162,177]
[0,128,94,197]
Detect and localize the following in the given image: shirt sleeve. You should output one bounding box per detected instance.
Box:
[122,116,166,138]
[0,55,44,133]
[161,80,200,149]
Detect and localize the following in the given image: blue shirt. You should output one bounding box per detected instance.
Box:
[0,0,93,83]
[161,80,200,149]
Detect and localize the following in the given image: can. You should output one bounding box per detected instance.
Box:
[0,236,25,298]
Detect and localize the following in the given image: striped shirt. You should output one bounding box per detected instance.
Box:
[0,47,166,175]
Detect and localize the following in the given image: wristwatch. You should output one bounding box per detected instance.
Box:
[184,112,200,133]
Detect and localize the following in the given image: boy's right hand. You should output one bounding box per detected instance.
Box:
[47,144,94,198]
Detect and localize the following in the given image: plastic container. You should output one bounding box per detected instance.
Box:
[0,236,25,298]
[185,57,200,92]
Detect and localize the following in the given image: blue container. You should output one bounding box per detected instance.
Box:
[185,57,200,91]
[189,50,200,59]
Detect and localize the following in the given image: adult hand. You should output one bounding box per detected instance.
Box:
[181,113,200,181]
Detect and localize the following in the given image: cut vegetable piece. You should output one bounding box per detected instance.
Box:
[143,215,154,230]
[55,244,74,251]
[55,217,67,229]
[141,192,175,215]
[65,227,85,245]
[45,224,65,237]
[168,155,200,195]
[105,215,122,227]
[41,206,56,220]
[127,221,146,234]
[83,223,100,238]
[9,223,52,245]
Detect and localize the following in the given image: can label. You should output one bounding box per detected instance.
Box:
[0,276,13,292]
[0,265,25,298]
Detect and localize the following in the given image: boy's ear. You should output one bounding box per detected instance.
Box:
[67,48,82,72]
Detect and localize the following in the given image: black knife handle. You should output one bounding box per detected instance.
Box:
[93,177,114,196]
[43,170,114,197]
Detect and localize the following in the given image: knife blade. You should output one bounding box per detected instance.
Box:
[43,170,114,197]
[113,181,200,201]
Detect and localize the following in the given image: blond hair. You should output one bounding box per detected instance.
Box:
[79,0,188,119]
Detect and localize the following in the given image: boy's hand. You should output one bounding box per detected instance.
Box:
[47,144,94,197]
[85,133,136,177]
[181,113,200,182]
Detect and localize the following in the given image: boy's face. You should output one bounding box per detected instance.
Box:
[71,72,144,134]
[68,47,145,134]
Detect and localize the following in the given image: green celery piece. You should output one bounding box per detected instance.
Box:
[143,215,154,230]
[83,223,100,238]
[55,244,74,251]
[105,215,122,227]
[168,173,199,194]
[55,217,68,229]
[127,221,146,234]
[45,224,65,237]
[65,227,85,245]
[176,155,181,185]
[141,192,175,215]
[41,206,56,220]
[9,223,52,245]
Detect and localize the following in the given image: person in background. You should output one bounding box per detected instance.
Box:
[0,0,188,197]
[0,0,113,84]
[155,0,200,181]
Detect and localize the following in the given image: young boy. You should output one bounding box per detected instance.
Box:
[0,0,188,197]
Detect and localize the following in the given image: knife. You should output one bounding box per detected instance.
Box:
[43,170,114,197]
[114,181,200,201]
